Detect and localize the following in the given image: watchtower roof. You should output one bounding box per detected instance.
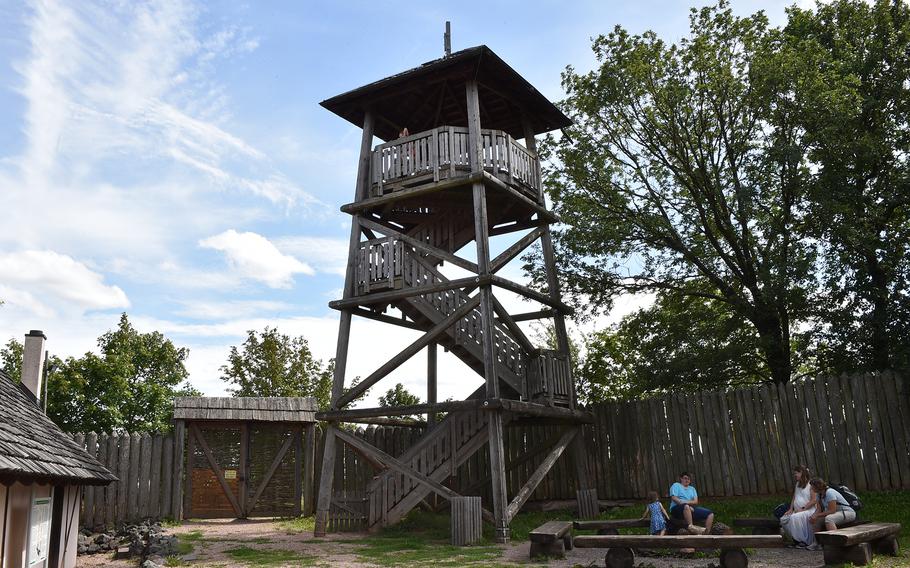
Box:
[321,45,571,142]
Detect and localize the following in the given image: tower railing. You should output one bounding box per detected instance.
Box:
[370,126,541,201]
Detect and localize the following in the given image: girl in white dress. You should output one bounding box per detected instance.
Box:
[780,465,817,547]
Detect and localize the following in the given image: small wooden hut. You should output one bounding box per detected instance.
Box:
[173,397,317,519]
[0,331,116,568]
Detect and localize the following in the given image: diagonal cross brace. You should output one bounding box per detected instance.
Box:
[333,427,459,500]
[505,427,578,522]
[336,294,482,408]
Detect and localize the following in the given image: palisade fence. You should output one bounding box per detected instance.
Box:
[329,372,910,506]
[74,372,909,529]
[73,432,180,529]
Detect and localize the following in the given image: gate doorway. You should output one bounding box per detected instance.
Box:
[174,398,317,519]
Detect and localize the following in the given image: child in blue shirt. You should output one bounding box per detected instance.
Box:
[642,490,670,535]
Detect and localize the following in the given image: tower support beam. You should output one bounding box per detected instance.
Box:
[315,110,375,536]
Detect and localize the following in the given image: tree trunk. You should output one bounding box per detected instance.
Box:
[752,310,792,383]
[864,251,891,371]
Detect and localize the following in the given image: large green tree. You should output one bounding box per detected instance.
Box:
[543,2,832,383]
[220,327,333,408]
[785,0,910,373]
[1,314,198,432]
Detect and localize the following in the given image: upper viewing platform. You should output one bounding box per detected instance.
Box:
[371,125,540,201]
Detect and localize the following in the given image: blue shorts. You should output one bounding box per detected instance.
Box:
[670,504,713,522]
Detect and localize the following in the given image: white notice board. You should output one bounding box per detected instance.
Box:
[28,497,51,565]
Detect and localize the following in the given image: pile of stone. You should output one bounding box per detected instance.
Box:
[78,520,179,568]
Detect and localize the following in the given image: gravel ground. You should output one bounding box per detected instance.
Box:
[75,519,908,567]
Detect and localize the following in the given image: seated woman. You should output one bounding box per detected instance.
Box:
[808,477,856,551]
[780,465,817,547]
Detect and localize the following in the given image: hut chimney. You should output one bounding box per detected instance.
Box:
[22,330,47,403]
[444,21,451,57]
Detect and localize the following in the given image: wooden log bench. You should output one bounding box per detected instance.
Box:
[815,522,901,566]
[574,518,732,535]
[733,516,868,536]
[573,534,784,568]
[529,520,573,559]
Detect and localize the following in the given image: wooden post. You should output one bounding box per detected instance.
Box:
[467,78,509,543]
[239,422,250,517]
[294,426,303,516]
[173,420,186,521]
[183,424,195,520]
[428,342,437,430]
[304,424,316,515]
[451,496,482,546]
[315,109,375,536]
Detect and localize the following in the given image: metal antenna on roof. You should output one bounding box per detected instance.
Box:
[444,21,451,57]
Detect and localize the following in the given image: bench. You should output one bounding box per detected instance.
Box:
[528,520,573,559]
[815,522,901,566]
[733,516,867,536]
[573,534,784,568]
[573,519,647,535]
[574,518,732,535]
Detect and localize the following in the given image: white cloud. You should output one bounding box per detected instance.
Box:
[174,300,295,320]
[0,250,129,316]
[200,230,314,288]
[275,236,350,276]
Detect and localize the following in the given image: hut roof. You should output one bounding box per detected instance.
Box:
[321,45,572,142]
[0,370,116,486]
[173,397,318,423]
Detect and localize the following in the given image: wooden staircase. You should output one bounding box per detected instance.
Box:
[357,215,528,528]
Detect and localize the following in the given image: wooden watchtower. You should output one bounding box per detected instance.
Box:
[315,45,597,542]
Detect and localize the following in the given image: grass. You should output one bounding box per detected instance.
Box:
[224,545,317,566]
[350,510,502,566]
[277,515,316,533]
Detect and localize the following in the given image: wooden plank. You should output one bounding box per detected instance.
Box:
[191,424,243,517]
[772,382,797,477]
[840,375,867,491]
[84,433,97,527]
[573,534,784,549]
[746,387,771,494]
[138,433,152,518]
[161,433,174,519]
[105,433,117,525]
[827,375,854,488]
[506,428,576,520]
[815,522,901,547]
[787,382,814,477]
[852,375,881,490]
[716,393,741,496]
[881,373,910,489]
[866,374,896,489]
[149,434,162,519]
[127,433,140,521]
[294,427,303,516]
[798,381,824,477]
[173,420,186,520]
[691,393,713,497]
[732,390,757,494]
[813,376,841,484]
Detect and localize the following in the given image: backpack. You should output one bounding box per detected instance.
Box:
[831,484,863,511]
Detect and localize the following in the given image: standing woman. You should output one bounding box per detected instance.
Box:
[808,478,856,551]
[780,465,817,547]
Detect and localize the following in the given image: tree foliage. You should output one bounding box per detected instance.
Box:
[220,327,333,409]
[1,314,198,432]
[378,383,422,408]
[545,1,821,384]
[542,0,910,397]
[785,0,910,373]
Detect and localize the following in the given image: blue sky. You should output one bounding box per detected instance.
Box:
[0,0,805,404]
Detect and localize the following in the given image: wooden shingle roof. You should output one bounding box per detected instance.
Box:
[0,370,116,486]
[321,45,572,142]
[173,397,318,423]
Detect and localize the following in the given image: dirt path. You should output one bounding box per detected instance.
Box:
[75,519,906,568]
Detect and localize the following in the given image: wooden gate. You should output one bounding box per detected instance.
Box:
[174,396,318,520]
[186,422,305,519]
